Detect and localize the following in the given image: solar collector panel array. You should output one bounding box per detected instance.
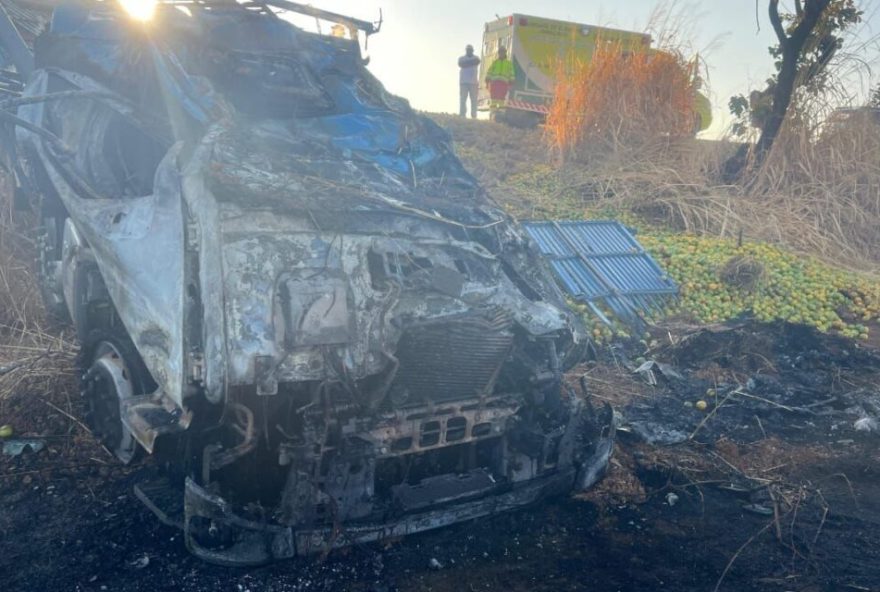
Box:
[523,220,678,330]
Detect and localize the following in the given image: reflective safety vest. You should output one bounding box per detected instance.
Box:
[486,58,515,83]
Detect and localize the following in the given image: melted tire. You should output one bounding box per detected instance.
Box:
[80,328,154,464]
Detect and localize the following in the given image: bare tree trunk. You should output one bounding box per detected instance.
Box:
[754,0,831,159]
[723,0,832,182]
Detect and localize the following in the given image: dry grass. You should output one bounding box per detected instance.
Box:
[442,97,880,271]
[0,209,44,333]
[508,1,880,271]
[0,173,76,424]
[749,110,880,263]
[429,113,546,186]
[545,42,698,160]
[623,109,880,268]
[521,96,880,270]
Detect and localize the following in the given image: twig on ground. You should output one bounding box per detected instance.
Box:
[713,519,777,592]
[820,472,860,511]
[787,487,810,567]
[704,447,773,484]
[754,414,767,438]
[769,487,783,542]
[689,388,740,440]
[760,463,788,474]
[39,398,93,437]
[730,390,817,415]
[812,504,829,549]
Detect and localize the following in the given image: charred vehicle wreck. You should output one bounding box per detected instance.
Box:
[3,0,613,564]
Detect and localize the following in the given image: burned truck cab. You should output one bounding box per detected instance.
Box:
[10,0,613,564]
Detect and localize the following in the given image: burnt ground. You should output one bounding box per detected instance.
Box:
[2,321,880,592]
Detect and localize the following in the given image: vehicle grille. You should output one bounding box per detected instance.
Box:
[389,313,513,407]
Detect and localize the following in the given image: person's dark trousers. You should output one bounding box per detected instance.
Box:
[460,83,478,118]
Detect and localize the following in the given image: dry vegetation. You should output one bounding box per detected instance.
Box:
[434,34,880,341]
[748,110,880,263]
[629,113,877,269]
[443,54,880,276]
[490,1,880,271]
[0,175,76,432]
[545,42,698,158]
[439,104,880,272]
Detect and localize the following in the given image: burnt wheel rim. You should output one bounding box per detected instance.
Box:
[84,341,137,464]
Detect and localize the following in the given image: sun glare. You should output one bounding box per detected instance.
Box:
[118,0,157,21]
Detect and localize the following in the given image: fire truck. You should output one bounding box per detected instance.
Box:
[478,13,713,130]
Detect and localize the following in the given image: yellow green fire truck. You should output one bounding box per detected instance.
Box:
[478,14,712,130]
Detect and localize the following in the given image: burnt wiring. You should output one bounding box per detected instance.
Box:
[205,403,257,477]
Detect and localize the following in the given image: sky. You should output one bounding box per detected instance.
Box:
[290,1,879,138]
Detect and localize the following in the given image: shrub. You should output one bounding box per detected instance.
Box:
[546,42,698,159]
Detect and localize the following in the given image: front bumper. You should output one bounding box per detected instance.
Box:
[184,468,575,566]
[181,401,615,566]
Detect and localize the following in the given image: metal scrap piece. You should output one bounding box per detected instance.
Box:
[523,220,678,331]
[2,438,44,456]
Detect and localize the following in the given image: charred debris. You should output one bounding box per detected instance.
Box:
[0,0,614,564]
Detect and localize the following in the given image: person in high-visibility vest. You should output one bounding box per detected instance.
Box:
[486,46,515,109]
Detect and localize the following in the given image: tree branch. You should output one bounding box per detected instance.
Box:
[769,0,788,46]
[789,0,832,49]
[803,0,832,20]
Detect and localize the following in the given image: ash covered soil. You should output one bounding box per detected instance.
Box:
[2,321,880,592]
